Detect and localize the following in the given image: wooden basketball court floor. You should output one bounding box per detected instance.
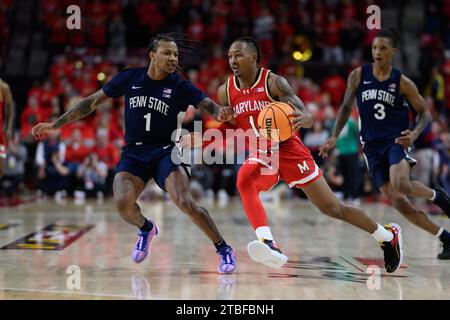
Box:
[0,195,449,300]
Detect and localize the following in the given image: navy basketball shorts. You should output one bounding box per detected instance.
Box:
[362,139,410,189]
[116,144,180,191]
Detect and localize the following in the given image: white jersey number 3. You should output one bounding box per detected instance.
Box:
[374,103,386,120]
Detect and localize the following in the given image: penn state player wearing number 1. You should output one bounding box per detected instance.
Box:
[208,38,403,272]
[320,28,450,259]
[32,34,237,273]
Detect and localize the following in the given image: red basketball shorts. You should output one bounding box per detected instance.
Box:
[243,135,323,189]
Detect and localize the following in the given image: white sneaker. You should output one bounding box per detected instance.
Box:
[247,239,288,268]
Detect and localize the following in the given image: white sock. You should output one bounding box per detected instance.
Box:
[436,227,444,238]
[255,226,273,241]
[371,224,394,242]
[430,189,437,201]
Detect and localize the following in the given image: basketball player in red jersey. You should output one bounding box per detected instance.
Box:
[213,37,404,272]
[0,78,15,176]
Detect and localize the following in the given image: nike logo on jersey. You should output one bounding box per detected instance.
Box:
[132,85,142,89]
[363,81,372,84]
[163,144,171,149]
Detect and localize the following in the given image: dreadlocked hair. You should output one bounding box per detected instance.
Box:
[148,33,206,74]
[375,27,400,48]
[234,37,262,65]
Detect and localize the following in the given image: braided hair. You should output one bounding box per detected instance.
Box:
[375,27,400,48]
[147,33,206,74]
[234,37,262,65]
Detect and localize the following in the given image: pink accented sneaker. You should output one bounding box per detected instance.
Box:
[131,223,159,263]
[217,245,237,274]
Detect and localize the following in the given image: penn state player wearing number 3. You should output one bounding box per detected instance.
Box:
[320,28,450,259]
[32,34,237,273]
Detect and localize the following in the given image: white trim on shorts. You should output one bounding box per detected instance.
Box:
[245,157,280,191]
[246,157,273,170]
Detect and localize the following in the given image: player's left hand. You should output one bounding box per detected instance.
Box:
[286,101,313,131]
[215,106,234,122]
[395,130,417,149]
[290,112,309,131]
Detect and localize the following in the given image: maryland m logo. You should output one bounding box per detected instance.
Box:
[297,161,310,174]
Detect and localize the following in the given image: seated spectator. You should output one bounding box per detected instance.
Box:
[322,153,344,199]
[91,128,120,195]
[303,121,329,167]
[59,96,96,146]
[321,70,346,108]
[0,132,27,197]
[96,110,123,145]
[76,153,108,199]
[20,94,45,143]
[64,128,91,173]
[35,127,71,196]
[91,128,120,169]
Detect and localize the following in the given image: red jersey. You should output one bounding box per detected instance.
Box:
[226,68,277,151]
[227,67,275,133]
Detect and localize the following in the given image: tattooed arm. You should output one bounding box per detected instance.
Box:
[196,85,233,122]
[331,68,360,138]
[319,67,361,157]
[32,89,108,139]
[179,82,233,148]
[54,89,107,128]
[395,75,432,149]
[267,73,313,130]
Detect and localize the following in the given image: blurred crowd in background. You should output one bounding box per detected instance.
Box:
[0,0,450,209]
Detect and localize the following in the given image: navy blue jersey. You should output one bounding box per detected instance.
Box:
[103,67,206,145]
[355,64,409,144]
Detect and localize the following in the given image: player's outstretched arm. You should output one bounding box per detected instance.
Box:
[32,89,108,140]
[179,82,232,148]
[0,79,15,142]
[267,73,313,131]
[319,67,361,158]
[196,83,233,122]
[396,75,432,149]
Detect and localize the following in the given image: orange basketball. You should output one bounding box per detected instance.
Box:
[257,102,295,142]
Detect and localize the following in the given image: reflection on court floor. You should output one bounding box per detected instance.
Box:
[0,197,449,299]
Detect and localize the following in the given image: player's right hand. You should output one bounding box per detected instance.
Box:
[32,122,55,140]
[319,136,337,158]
